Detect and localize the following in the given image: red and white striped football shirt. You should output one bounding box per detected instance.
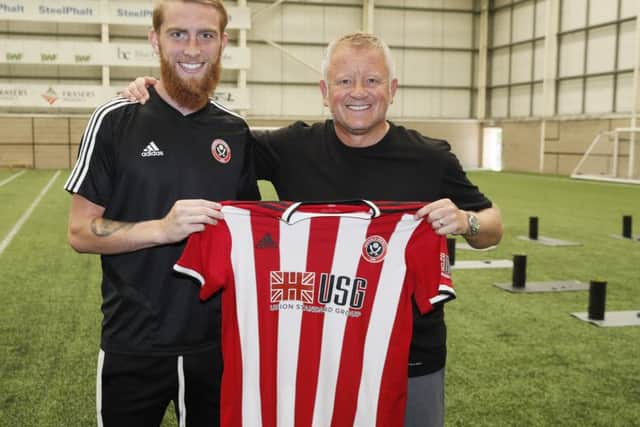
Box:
[174,201,455,427]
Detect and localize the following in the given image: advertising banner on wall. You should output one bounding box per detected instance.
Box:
[0,40,101,65]
[0,83,250,111]
[0,39,250,69]
[0,84,112,108]
[107,44,250,69]
[0,1,251,29]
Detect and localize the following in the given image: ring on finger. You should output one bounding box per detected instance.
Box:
[438,219,445,227]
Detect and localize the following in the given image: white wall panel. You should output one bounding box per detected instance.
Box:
[621,0,640,18]
[283,5,324,43]
[443,13,473,48]
[589,0,618,25]
[513,1,535,42]
[375,9,405,46]
[250,84,284,116]
[586,25,616,74]
[248,1,282,40]
[494,0,513,7]
[318,0,360,4]
[559,32,585,77]
[584,75,613,113]
[442,52,471,86]
[532,83,543,115]
[560,0,587,31]
[557,78,583,114]
[509,84,531,116]
[618,21,636,70]
[403,50,442,86]
[247,44,282,82]
[533,40,545,80]
[442,90,470,117]
[511,44,533,83]
[401,88,440,118]
[406,0,473,9]
[323,7,360,43]
[491,47,510,86]
[445,0,474,9]
[282,45,323,83]
[490,88,508,117]
[390,48,404,82]
[493,9,511,47]
[615,72,633,112]
[405,11,443,47]
[535,0,546,38]
[404,0,442,6]
[282,86,324,116]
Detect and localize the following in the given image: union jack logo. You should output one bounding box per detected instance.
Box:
[270,271,315,304]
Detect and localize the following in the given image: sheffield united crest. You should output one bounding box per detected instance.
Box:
[362,235,388,263]
[211,139,231,164]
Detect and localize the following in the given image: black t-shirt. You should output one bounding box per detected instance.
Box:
[253,120,492,376]
[65,88,259,355]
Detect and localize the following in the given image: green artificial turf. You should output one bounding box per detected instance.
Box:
[0,170,638,426]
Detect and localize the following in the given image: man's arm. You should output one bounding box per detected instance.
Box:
[68,194,223,254]
[416,199,503,249]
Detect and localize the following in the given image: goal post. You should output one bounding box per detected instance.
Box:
[571,128,640,184]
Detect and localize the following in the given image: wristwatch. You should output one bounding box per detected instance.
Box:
[465,212,480,236]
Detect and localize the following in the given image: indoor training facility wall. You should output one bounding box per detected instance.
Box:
[0,116,481,170]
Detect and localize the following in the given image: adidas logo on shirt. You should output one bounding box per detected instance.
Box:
[255,233,278,249]
[141,142,164,157]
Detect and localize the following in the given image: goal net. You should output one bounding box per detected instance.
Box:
[571,128,640,184]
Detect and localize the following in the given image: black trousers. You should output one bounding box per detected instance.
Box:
[97,347,222,427]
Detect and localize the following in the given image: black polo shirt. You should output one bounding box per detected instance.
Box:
[253,120,492,376]
[65,88,259,355]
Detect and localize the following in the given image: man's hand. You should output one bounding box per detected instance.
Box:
[415,198,469,236]
[121,76,158,104]
[415,199,503,249]
[159,199,224,244]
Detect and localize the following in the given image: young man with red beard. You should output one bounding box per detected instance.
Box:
[64,1,258,426]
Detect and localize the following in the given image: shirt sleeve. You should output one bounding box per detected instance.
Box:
[408,223,456,314]
[440,149,493,211]
[64,106,117,206]
[174,222,232,301]
[251,121,309,181]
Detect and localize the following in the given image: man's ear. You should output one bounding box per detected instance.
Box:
[389,78,398,104]
[149,30,160,55]
[221,32,229,51]
[319,80,329,107]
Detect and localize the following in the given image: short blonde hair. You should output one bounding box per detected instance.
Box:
[321,32,396,80]
[153,0,229,33]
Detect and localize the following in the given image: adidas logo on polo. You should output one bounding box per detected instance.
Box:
[141,142,164,157]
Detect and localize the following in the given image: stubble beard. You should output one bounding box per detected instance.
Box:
[159,49,222,111]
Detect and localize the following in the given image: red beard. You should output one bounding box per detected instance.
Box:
[159,49,221,111]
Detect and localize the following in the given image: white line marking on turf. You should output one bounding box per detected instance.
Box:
[0,170,26,187]
[0,171,61,256]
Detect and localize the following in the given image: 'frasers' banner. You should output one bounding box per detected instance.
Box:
[1,0,251,29]
[0,84,114,108]
[0,84,251,111]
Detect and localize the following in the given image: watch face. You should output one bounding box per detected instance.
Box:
[469,214,480,235]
